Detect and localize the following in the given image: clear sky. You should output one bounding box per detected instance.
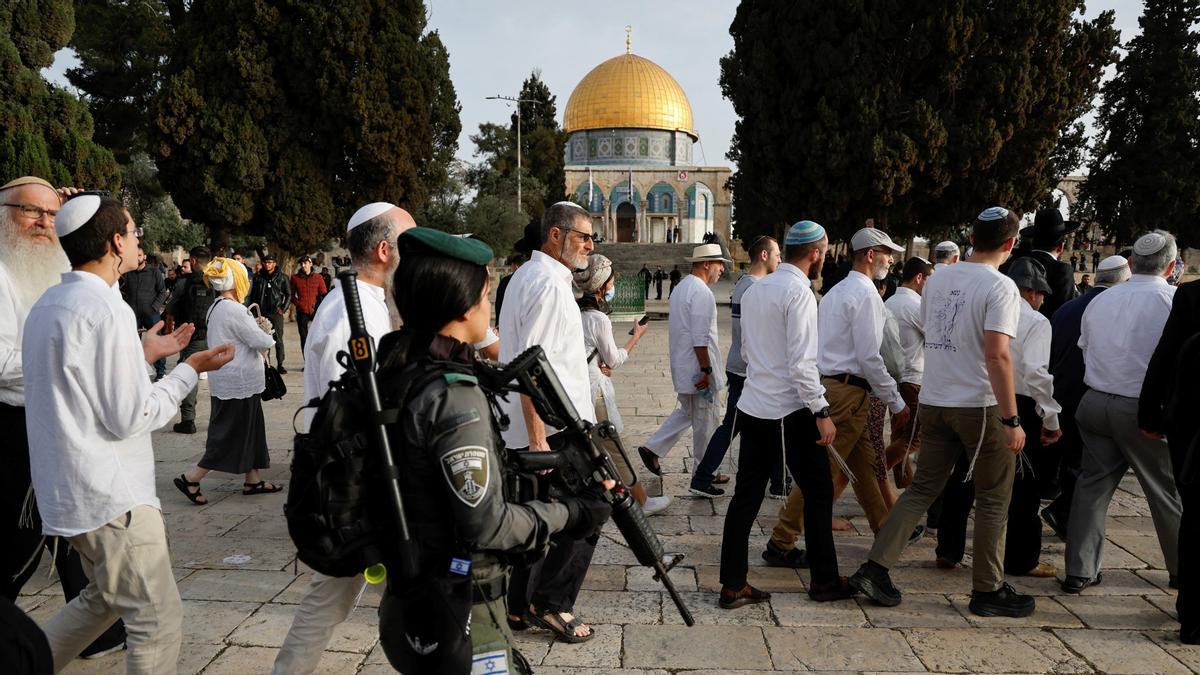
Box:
[44,0,1146,172]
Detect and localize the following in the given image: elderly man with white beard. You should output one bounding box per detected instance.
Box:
[0,177,127,658]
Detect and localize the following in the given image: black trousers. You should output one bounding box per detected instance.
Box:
[935,396,1046,574]
[0,404,125,649]
[268,313,286,365]
[296,311,315,352]
[719,409,840,588]
[1170,430,1198,643]
[0,596,51,675]
[1043,395,1085,532]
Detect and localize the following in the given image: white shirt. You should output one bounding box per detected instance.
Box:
[737,264,829,419]
[205,298,276,400]
[885,287,924,385]
[817,271,903,413]
[1012,300,1061,430]
[667,274,723,395]
[920,262,1020,408]
[0,262,30,405]
[23,272,198,537]
[1079,274,1175,398]
[302,278,392,431]
[581,308,626,432]
[498,251,595,448]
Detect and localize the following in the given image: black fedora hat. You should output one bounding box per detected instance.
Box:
[1023,209,1080,244]
[514,222,540,255]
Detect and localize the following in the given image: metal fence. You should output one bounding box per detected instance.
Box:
[609,275,646,320]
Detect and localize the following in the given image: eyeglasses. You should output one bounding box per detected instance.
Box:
[560,226,603,244]
[4,203,57,221]
[125,227,144,238]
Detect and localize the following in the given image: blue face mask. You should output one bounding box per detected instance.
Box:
[603,287,616,302]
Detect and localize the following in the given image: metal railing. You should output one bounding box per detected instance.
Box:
[609,275,646,320]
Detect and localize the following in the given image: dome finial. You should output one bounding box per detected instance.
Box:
[625,25,632,54]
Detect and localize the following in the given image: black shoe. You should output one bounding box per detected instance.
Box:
[688,483,724,498]
[906,525,926,547]
[849,561,902,607]
[719,583,771,609]
[1061,572,1103,594]
[637,446,662,477]
[173,420,196,434]
[808,576,859,602]
[761,541,808,568]
[969,582,1036,618]
[1169,574,1179,590]
[277,366,288,374]
[80,639,126,659]
[1041,507,1067,541]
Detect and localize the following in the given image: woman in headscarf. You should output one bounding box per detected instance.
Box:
[173,257,281,504]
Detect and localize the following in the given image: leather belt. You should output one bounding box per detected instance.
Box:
[822,373,872,392]
[472,574,507,603]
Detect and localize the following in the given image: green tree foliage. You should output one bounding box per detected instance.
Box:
[462,193,527,252]
[141,0,459,254]
[121,153,202,253]
[0,1,118,189]
[1079,0,1200,247]
[720,1,1118,243]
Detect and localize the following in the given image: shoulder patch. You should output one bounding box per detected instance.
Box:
[441,445,490,508]
[444,372,478,386]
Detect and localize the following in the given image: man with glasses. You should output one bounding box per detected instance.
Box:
[763,228,912,567]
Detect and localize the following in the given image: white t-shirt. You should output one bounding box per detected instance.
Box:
[919,262,1020,408]
[667,274,723,395]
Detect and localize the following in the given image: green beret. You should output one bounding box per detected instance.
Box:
[400,227,494,266]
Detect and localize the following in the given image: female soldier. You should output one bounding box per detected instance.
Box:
[376,227,609,674]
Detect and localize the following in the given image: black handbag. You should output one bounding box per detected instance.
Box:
[263,352,287,401]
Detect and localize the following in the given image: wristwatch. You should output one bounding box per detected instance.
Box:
[699,367,713,374]
[999,415,1022,428]
[814,406,832,419]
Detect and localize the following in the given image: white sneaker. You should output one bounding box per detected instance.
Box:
[642,496,672,515]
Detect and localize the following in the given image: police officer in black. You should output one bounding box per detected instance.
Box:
[249,253,292,371]
[375,227,610,674]
[164,245,216,434]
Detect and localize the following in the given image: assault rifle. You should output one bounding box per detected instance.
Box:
[475,345,695,626]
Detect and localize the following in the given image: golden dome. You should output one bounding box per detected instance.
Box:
[563,52,696,138]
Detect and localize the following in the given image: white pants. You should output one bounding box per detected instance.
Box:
[45,505,182,675]
[644,393,720,463]
[270,572,364,675]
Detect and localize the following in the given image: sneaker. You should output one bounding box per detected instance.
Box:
[80,640,126,659]
[1061,572,1103,594]
[808,576,858,602]
[761,541,808,568]
[718,583,771,609]
[643,496,672,515]
[849,561,902,607]
[688,483,725,498]
[906,524,926,547]
[969,582,1035,618]
[173,420,196,434]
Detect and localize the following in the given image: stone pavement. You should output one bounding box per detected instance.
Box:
[22,311,1197,674]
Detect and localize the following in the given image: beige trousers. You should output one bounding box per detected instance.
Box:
[270,572,363,675]
[45,505,182,674]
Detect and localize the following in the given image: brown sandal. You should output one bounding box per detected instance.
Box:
[173,475,207,505]
[242,481,283,495]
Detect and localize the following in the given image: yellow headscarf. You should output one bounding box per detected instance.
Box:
[203,257,251,303]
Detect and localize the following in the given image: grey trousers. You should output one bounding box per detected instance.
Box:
[1066,389,1182,578]
[177,338,207,423]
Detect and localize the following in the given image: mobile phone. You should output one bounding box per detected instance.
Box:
[629,314,649,335]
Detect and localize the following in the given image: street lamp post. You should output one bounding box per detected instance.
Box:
[486,94,541,213]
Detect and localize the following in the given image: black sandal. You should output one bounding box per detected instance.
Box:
[242,481,284,495]
[529,608,595,643]
[173,475,207,505]
[506,612,529,631]
[637,446,662,477]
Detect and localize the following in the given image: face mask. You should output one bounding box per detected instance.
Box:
[603,288,615,302]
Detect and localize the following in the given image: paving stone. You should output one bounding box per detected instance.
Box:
[890,564,978,595]
[947,594,1084,628]
[764,626,924,671]
[657,533,723,562]
[591,536,641,565]
[26,595,65,625]
[170,535,296,571]
[177,569,296,602]
[659,497,716,516]
[226,603,377,653]
[177,641,226,674]
[1146,631,1200,672]
[904,627,1088,673]
[1054,628,1191,674]
[1137,568,1179,593]
[201,644,365,674]
[581,564,628,591]
[1057,594,1178,630]
[542,623,622,667]
[627,564,697,592]
[535,669,669,675]
[1146,594,1179,620]
[771,592,868,628]
[645,514,691,535]
[690,514,743,535]
[694,564,805,593]
[511,630,554,666]
[164,511,245,537]
[661,591,775,626]
[1108,532,1169,569]
[1064,568,1164,595]
[860,594,970,628]
[180,600,260,643]
[623,625,771,670]
[572,589,662,625]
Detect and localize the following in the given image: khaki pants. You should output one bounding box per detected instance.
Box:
[770,380,889,549]
[868,405,1015,592]
[271,573,363,675]
[45,505,182,674]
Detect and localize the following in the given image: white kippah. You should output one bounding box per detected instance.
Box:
[55,195,101,237]
[347,202,396,232]
[1097,255,1128,272]
[977,206,1010,221]
[1133,232,1168,256]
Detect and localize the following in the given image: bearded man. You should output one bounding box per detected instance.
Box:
[0,177,126,657]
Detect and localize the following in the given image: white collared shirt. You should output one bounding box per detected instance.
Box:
[737,264,828,419]
[667,274,723,395]
[1079,274,1175,398]
[817,270,903,412]
[22,271,198,537]
[205,298,277,400]
[1012,300,1061,430]
[0,261,30,406]
[498,250,594,448]
[302,278,392,431]
[884,286,924,385]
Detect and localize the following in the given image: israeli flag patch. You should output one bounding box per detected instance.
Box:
[449,557,471,576]
[472,649,508,674]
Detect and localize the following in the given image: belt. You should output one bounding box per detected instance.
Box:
[472,574,507,603]
[822,373,871,392]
